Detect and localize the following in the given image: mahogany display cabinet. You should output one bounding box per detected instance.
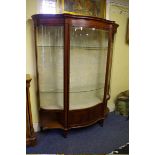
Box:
[32,14,118,137]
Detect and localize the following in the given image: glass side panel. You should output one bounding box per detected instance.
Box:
[37,26,64,109]
[70,27,108,110]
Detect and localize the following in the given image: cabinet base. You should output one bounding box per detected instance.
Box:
[39,103,109,136]
[68,103,108,128]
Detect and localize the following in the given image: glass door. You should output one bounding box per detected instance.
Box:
[69,26,109,110]
[36,25,64,110]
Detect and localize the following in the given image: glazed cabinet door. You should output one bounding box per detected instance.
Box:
[69,27,109,110]
[68,26,109,127]
[36,25,64,110]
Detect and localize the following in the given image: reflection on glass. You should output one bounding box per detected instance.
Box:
[40,0,57,14]
[37,26,64,109]
[70,27,108,110]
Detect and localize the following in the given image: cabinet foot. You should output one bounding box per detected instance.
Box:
[40,126,43,132]
[99,119,104,127]
[63,130,68,138]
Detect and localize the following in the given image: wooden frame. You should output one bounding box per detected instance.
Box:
[57,0,106,18]
[26,75,36,146]
[32,14,118,137]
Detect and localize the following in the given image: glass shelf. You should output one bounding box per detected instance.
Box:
[37,46,107,50]
[39,84,104,93]
[40,89,104,110]
[40,97,103,110]
[37,46,64,48]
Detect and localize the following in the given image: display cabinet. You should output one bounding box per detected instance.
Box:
[32,14,118,136]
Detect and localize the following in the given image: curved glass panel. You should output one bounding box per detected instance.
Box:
[37,25,64,109]
[70,27,108,110]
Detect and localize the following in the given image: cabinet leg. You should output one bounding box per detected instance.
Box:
[63,130,68,138]
[40,126,43,132]
[99,119,104,127]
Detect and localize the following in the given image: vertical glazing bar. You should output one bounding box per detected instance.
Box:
[34,25,41,111]
[103,25,113,109]
[64,22,70,131]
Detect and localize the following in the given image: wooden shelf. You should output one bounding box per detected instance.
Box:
[42,120,64,129]
[40,110,64,129]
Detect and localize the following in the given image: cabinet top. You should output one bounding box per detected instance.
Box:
[31,14,118,32]
[32,14,114,23]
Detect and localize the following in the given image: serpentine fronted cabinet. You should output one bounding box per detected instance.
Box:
[32,14,118,137]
